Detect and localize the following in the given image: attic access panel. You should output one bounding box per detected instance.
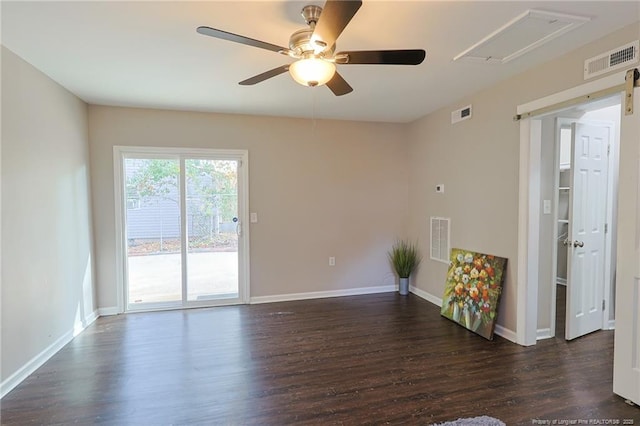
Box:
[454,9,590,64]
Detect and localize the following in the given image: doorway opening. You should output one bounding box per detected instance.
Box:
[516,67,639,404]
[114,147,250,312]
[538,97,621,341]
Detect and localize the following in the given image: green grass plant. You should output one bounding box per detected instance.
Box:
[388,240,421,278]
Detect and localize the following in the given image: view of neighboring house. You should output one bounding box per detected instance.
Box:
[125,158,238,245]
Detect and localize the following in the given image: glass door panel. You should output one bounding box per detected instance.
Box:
[185,159,239,301]
[124,158,182,308]
[118,149,246,312]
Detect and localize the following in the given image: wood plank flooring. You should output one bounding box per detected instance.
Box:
[556,284,566,339]
[2,293,639,425]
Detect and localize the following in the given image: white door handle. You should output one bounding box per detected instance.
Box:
[236,222,242,236]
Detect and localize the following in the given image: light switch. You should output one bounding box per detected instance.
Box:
[250,212,258,223]
[543,200,551,214]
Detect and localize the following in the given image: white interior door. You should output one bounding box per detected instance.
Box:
[613,86,640,406]
[565,122,609,340]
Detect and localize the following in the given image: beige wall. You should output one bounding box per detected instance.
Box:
[407,22,640,335]
[88,107,409,309]
[1,47,96,385]
[537,115,557,332]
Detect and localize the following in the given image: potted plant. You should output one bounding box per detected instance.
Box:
[388,240,421,296]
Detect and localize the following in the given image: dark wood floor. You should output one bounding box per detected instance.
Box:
[556,284,567,339]
[2,293,638,425]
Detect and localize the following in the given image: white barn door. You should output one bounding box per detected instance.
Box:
[613,85,640,406]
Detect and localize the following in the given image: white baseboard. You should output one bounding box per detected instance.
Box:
[75,310,100,337]
[410,286,518,344]
[1,309,99,399]
[410,285,442,306]
[494,325,517,343]
[536,328,553,340]
[98,306,119,316]
[250,285,396,304]
[537,321,615,338]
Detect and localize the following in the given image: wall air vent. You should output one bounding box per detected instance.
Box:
[454,9,590,64]
[430,217,450,264]
[584,40,639,80]
[451,105,472,124]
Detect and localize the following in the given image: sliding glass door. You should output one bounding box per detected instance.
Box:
[116,148,248,311]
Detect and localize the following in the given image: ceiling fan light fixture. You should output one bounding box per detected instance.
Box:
[289,57,336,87]
[198,0,421,96]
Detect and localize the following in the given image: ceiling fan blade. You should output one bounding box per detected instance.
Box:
[311,0,362,52]
[239,65,290,86]
[197,26,286,53]
[336,49,426,65]
[326,72,353,96]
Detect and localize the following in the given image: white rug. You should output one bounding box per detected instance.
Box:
[431,416,506,426]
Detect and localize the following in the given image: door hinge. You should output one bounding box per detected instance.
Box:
[605,223,608,234]
[607,145,610,156]
[602,299,606,311]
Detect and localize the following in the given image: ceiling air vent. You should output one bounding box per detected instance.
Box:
[584,40,639,80]
[454,9,590,64]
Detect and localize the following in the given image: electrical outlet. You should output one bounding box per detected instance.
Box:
[329,257,335,266]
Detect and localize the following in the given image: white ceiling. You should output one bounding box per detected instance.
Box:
[2,1,638,123]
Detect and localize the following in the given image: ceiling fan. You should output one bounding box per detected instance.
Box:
[196,0,426,96]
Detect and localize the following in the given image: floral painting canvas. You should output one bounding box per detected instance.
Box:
[440,248,507,340]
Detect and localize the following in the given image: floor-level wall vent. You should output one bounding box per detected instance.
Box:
[584,40,639,80]
[430,217,450,264]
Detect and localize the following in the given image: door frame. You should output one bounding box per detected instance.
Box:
[113,146,250,313]
[516,70,628,346]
